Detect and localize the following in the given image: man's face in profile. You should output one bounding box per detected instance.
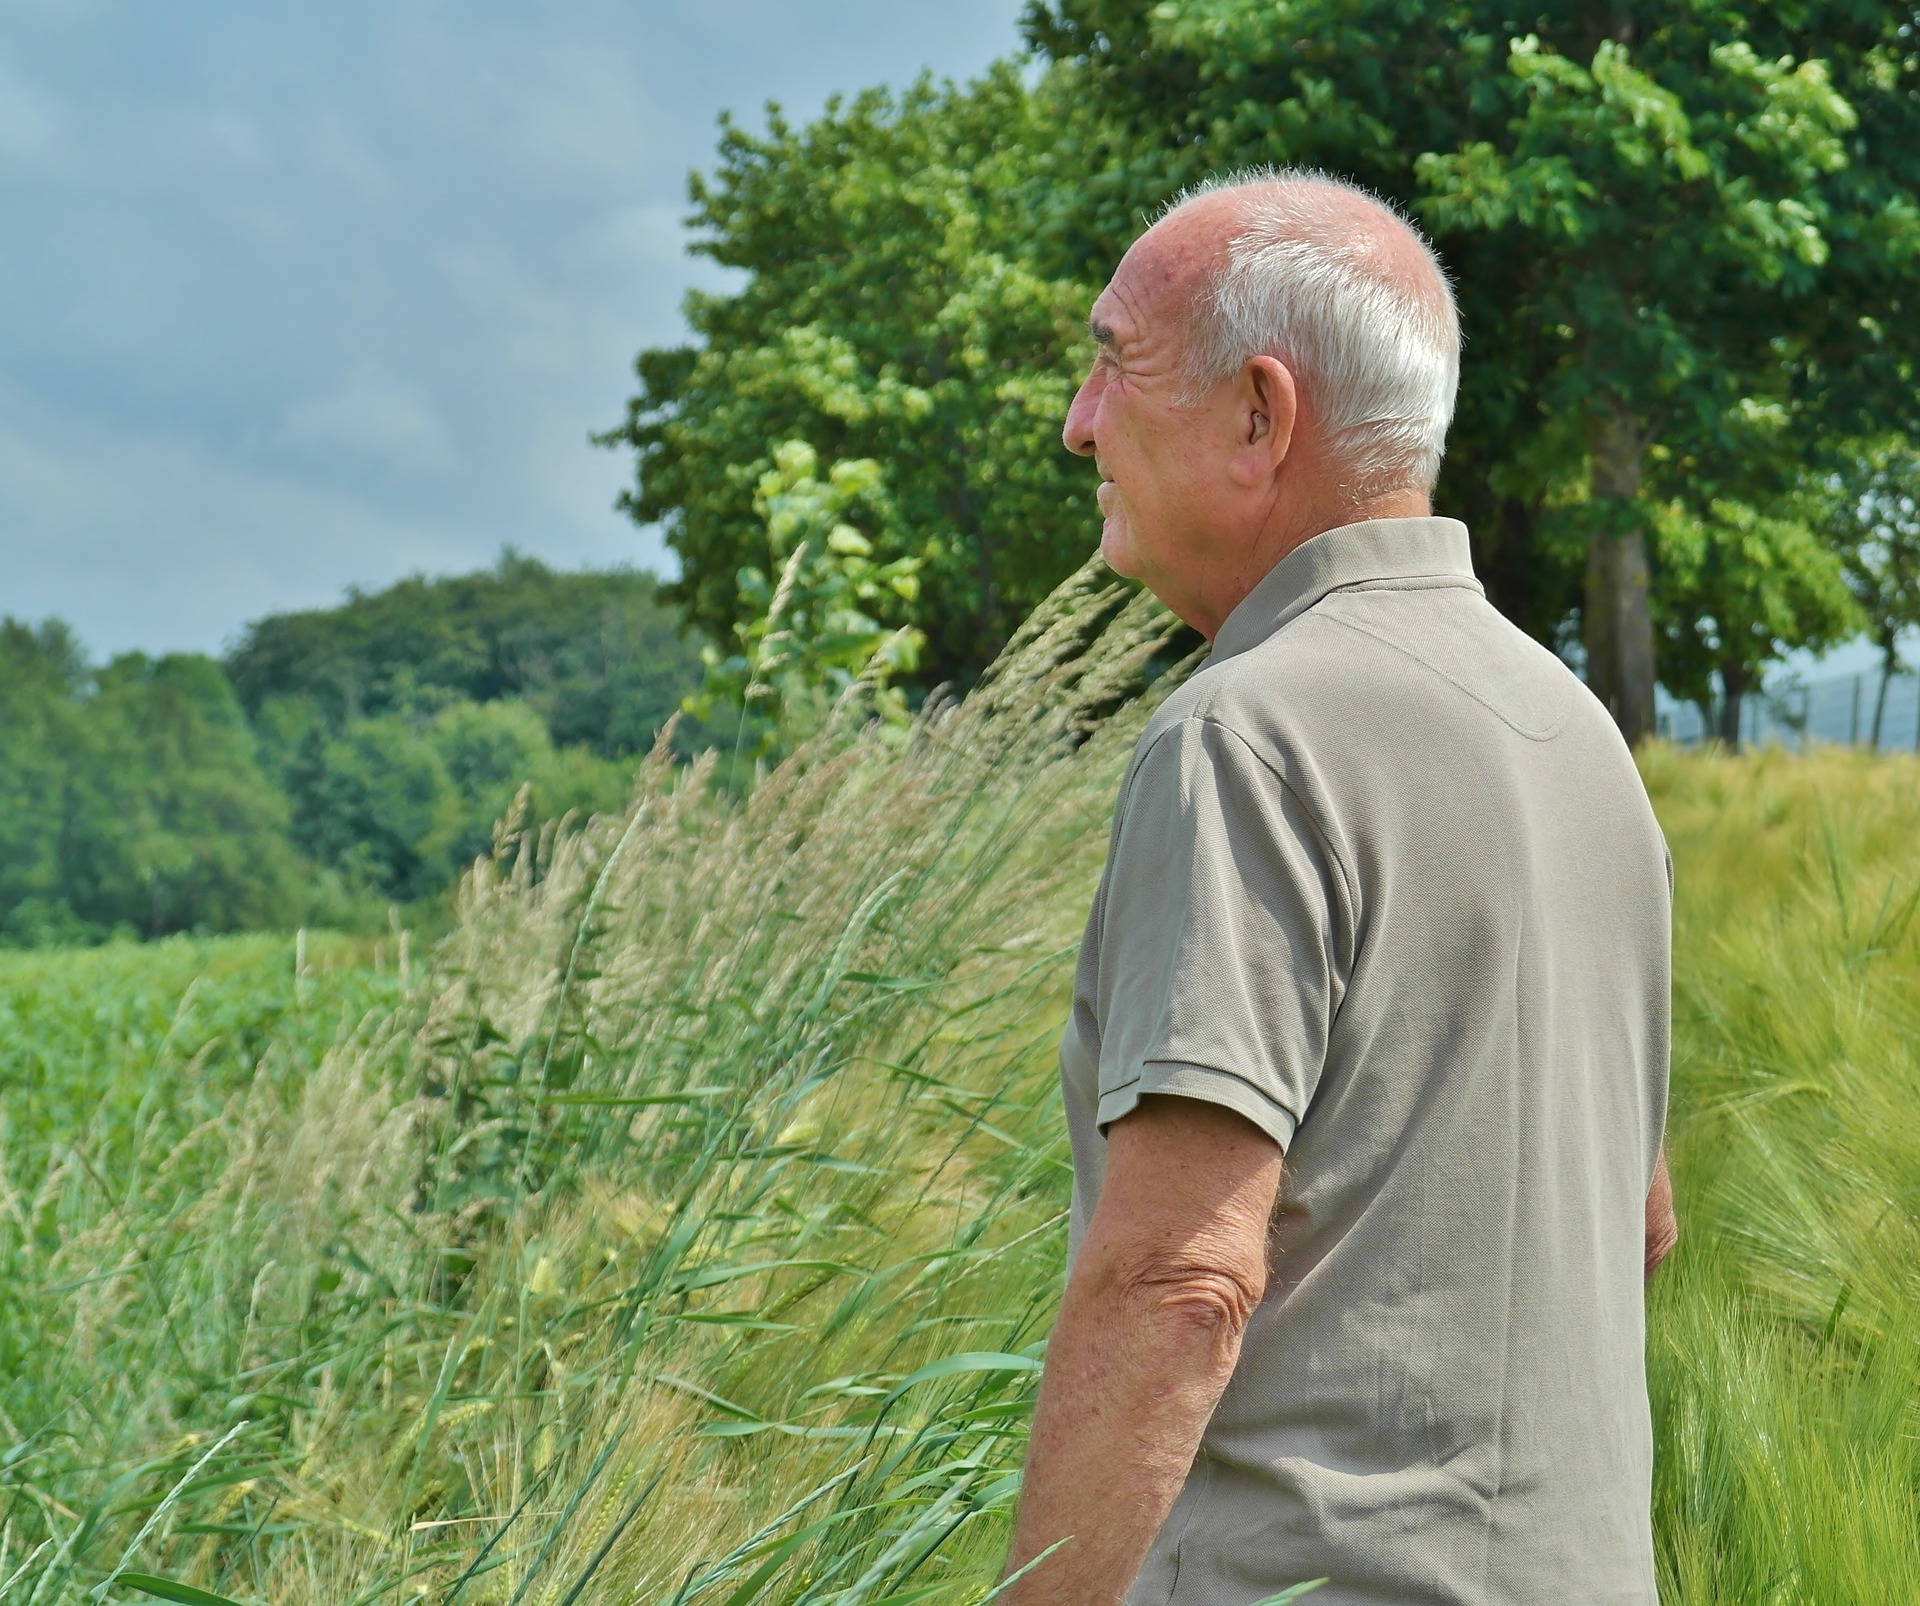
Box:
[1061,223,1226,598]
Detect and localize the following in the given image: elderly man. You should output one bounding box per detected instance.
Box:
[1003,171,1677,1606]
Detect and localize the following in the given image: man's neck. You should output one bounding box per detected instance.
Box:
[1195,491,1433,640]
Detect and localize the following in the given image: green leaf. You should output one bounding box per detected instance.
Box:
[117,1575,247,1606]
[713,1510,865,1606]
[876,1351,1041,1413]
[677,1312,800,1331]
[1248,1583,1331,1605]
[538,1086,731,1107]
[671,1258,851,1293]
[855,1586,946,1606]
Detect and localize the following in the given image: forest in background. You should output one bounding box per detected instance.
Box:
[0,556,703,946]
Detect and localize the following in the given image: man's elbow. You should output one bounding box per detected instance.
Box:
[1068,1096,1282,1357]
[1645,1215,1678,1281]
[1645,1149,1678,1282]
[1114,1257,1265,1350]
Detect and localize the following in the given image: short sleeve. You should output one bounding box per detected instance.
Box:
[1091,715,1346,1150]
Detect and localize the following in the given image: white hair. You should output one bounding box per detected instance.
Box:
[1169,168,1461,498]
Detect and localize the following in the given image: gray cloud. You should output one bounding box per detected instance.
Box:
[277,368,458,471]
[0,0,1026,657]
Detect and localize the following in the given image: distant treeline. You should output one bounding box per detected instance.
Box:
[0,555,704,946]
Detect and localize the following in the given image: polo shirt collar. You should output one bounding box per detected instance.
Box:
[1208,515,1480,666]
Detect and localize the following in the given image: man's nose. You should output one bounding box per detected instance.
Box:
[1062,371,1100,458]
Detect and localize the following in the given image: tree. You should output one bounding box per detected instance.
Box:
[430,698,633,866]
[225,553,704,758]
[66,653,305,936]
[1414,33,1866,742]
[282,714,464,904]
[685,440,926,756]
[600,66,1098,686]
[1652,495,1859,745]
[0,621,89,942]
[277,697,635,906]
[0,634,305,942]
[229,558,697,917]
[1025,0,1920,742]
[1,561,690,944]
[622,5,1920,734]
[1830,437,1920,749]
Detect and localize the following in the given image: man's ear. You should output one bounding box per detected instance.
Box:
[1228,356,1297,488]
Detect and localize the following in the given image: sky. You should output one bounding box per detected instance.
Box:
[0,0,1028,658]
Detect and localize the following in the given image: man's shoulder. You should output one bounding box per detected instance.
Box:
[1129,665,1288,778]
[1177,582,1606,751]
[1310,582,1593,741]
[1120,580,1641,850]
[1130,590,1433,766]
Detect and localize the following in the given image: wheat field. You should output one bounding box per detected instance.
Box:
[2,577,1917,1603]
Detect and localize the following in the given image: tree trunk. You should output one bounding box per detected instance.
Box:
[1716,663,1750,750]
[1583,407,1657,745]
[1870,636,1898,752]
[1449,477,1566,644]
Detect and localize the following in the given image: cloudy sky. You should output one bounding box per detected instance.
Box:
[0,0,1027,657]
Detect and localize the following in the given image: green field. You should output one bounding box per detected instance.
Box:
[3,584,1918,1603]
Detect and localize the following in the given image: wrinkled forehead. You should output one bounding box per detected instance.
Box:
[1092,203,1230,348]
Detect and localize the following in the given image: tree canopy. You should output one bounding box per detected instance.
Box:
[1831,435,1920,746]
[1,560,707,946]
[0,634,303,943]
[611,0,1920,739]
[225,551,703,758]
[599,67,1100,687]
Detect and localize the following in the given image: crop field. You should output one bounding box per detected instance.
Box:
[2,579,1918,1604]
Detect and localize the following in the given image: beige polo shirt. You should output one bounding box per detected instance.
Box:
[1060,517,1670,1606]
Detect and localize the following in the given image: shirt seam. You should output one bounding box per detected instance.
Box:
[1337,572,1482,595]
[1101,1059,1305,1129]
[1168,705,1361,938]
[1310,606,1578,743]
[1160,1448,1213,1605]
[1112,717,1193,824]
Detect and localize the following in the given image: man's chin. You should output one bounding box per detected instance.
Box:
[1099,519,1143,579]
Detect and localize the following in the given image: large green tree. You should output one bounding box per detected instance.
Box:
[1829,436,1920,748]
[1025,0,1920,741]
[601,67,1099,685]
[620,2,1920,736]
[1651,493,1859,743]
[1,633,307,941]
[273,697,634,906]
[0,621,89,942]
[56,653,302,938]
[0,629,304,941]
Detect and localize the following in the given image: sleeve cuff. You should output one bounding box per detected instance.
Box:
[1096,1059,1300,1152]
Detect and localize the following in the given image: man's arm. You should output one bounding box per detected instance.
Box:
[1003,1095,1284,1606]
[1645,1147,1677,1280]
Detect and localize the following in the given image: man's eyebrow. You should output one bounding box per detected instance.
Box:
[1088,317,1118,350]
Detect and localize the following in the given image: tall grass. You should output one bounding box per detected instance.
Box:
[1643,745,1920,1601]
[2,589,1917,1602]
[0,568,1185,1605]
